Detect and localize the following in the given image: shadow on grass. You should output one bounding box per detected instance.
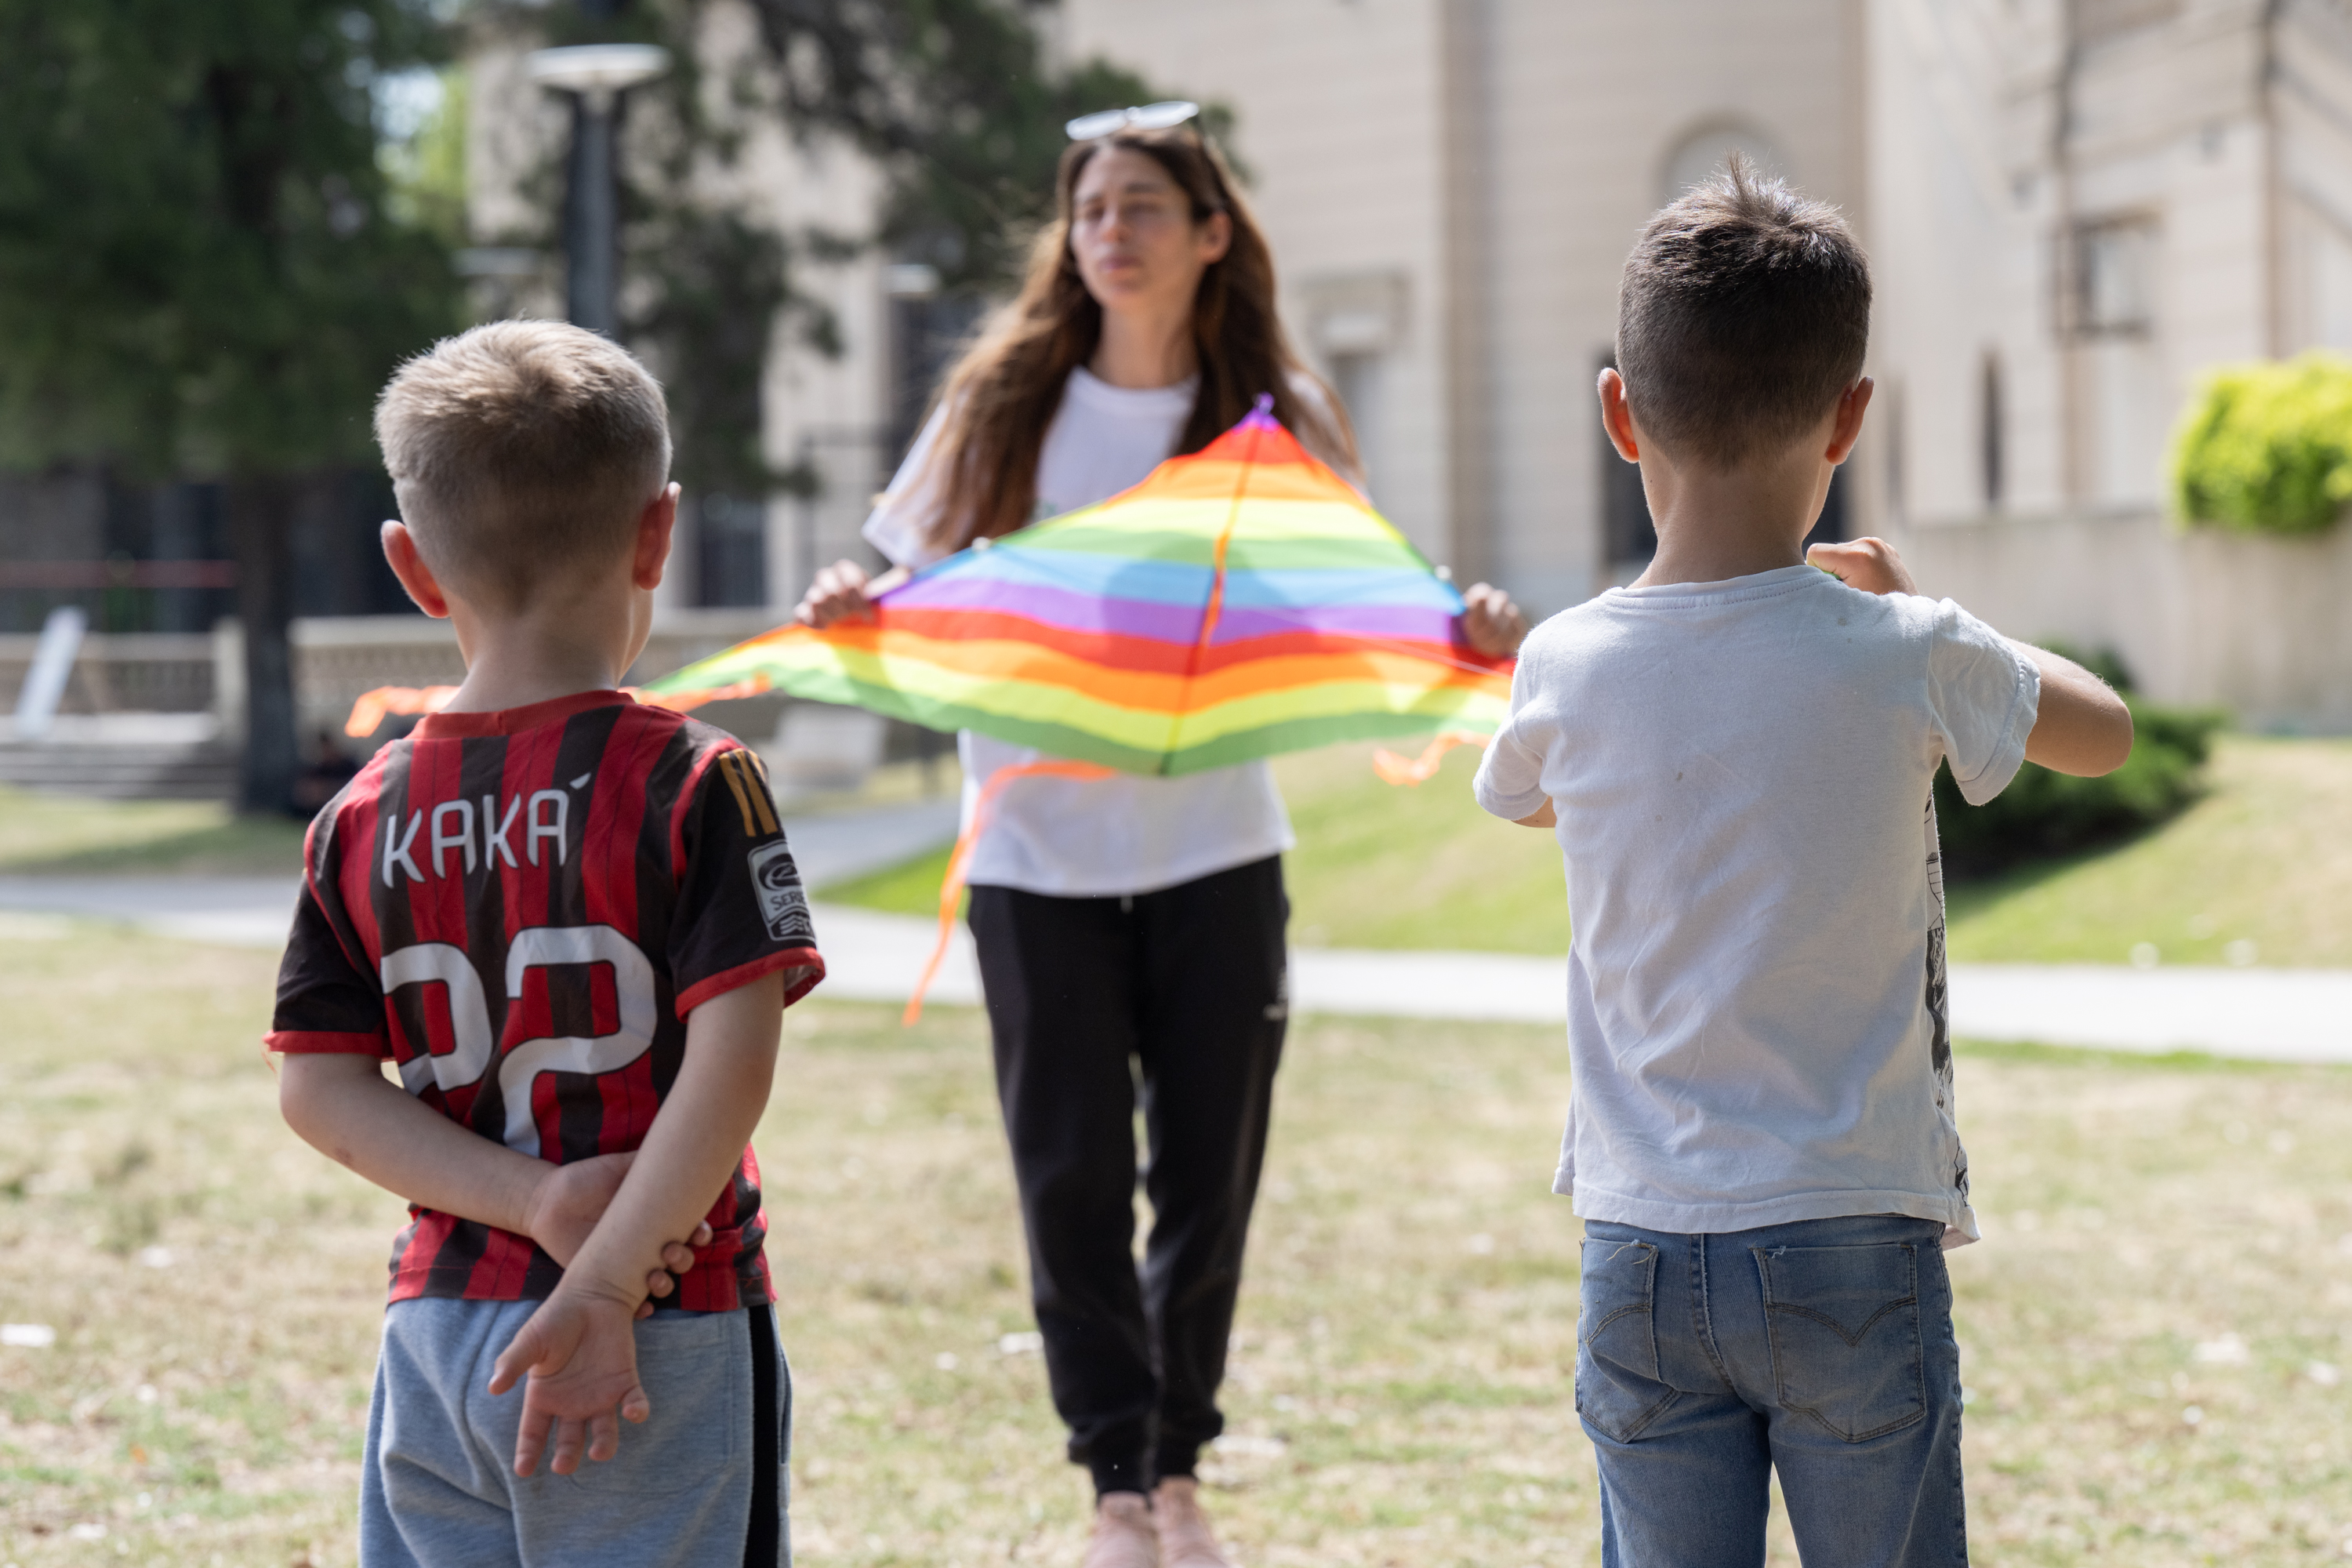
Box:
[1940,825,2159,925]
[1955,1035,2352,1076]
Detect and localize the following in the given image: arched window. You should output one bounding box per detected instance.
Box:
[1658,122,1792,206]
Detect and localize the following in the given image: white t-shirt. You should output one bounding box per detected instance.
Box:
[862,365,1295,896]
[1472,564,2041,1245]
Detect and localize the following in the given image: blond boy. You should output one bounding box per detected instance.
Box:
[271,321,823,1566]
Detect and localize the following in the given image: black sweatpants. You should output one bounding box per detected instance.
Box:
[967,855,1289,1497]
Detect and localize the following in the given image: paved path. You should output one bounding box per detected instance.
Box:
[4,821,2348,1065]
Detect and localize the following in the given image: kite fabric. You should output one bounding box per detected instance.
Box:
[635,397,1515,774]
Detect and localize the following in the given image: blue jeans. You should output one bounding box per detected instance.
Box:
[1577,1214,1966,1567]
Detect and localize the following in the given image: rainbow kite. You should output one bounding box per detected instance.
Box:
[637,398,1512,772]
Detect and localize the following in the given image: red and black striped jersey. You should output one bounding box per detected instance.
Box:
[267,688,824,1312]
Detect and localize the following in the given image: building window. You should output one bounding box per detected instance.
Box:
[1980,351,2005,510]
[2071,217,2158,337]
[1660,122,1790,206]
[696,492,767,608]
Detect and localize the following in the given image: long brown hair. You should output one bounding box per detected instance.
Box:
[906,124,1360,552]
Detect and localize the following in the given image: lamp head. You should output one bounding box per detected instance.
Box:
[525,43,670,110]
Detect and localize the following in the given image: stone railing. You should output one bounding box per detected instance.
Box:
[2,608,795,750]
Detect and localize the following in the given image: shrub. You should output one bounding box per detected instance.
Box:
[1934,648,2225,879]
[2170,350,2352,535]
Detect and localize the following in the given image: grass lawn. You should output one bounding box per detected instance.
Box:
[815,735,2352,969]
[1942,735,2352,968]
[3,926,2350,1564]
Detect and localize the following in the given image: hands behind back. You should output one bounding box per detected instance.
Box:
[488,1281,649,1476]
[526,1152,710,1320]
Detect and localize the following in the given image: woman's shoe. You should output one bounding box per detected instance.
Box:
[1151,1476,1236,1568]
[1081,1491,1160,1568]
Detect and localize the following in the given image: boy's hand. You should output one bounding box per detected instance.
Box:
[1806,537,1918,597]
[1460,583,1530,657]
[488,1283,648,1476]
[524,1152,713,1319]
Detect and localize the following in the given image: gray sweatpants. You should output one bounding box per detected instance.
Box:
[359,1296,790,1568]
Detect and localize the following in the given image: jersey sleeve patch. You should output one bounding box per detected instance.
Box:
[748,838,815,945]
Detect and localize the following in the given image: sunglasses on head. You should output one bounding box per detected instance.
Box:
[1064,100,1200,142]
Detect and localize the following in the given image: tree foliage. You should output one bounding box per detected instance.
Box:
[0,0,466,811]
[2171,350,2352,535]
[1933,648,2226,879]
[738,0,1174,295]
[0,0,464,480]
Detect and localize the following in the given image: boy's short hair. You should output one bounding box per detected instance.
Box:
[1616,155,1871,470]
[375,321,671,608]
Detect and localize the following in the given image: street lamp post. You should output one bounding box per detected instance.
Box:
[524,43,670,335]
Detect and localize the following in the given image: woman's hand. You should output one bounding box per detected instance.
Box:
[796,560,913,629]
[797,559,877,629]
[1460,583,1530,658]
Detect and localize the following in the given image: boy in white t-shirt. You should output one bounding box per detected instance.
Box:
[1473,159,2132,1566]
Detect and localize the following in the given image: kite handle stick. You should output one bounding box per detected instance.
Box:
[903,758,1117,1025]
[1371,731,1491,786]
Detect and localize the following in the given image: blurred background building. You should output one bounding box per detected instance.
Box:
[9,0,2352,803]
[510,0,2352,639]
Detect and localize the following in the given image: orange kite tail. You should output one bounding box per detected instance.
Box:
[903,759,1117,1025]
[1371,730,1490,786]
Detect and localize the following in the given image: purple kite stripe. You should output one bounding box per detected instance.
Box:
[888,575,1461,648]
[1207,603,1457,644]
[894,576,1204,642]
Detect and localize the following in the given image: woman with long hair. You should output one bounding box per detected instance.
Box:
[800,108,1526,1568]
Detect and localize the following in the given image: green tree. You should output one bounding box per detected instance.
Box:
[739,0,1186,294]
[0,0,463,811]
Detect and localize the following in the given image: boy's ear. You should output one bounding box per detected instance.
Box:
[1824,376,1875,464]
[631,483,681,592]
[1597,367,1641,463]
[381,521,452,619]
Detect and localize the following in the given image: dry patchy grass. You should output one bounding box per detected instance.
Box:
[2,931,2349,1565]
[0,788,306,880]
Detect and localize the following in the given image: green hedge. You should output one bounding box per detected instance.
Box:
[1934,648,2224,879]
[2171,350,2352,535]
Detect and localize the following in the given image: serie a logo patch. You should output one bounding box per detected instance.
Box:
[748,840,815,945]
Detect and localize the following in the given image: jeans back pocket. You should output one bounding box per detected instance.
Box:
[1752,1241,1926,1443]
[1576,1237,1672,1443]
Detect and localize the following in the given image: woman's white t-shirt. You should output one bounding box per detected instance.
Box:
[862,365,1295,897]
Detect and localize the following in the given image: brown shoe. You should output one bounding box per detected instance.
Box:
[1082,1491,1160,1568]
[1152,1476,1237,1568]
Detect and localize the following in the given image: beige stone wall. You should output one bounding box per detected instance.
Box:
[1896,512,2352,731]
